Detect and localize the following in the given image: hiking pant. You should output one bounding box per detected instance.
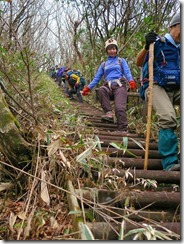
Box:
[145,84,180,170]
[57,76,62,86]
[97,83,127,131]
[76,84,83,102]
[68,84,83,103]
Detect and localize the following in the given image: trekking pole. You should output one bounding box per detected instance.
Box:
[144,43,154,170]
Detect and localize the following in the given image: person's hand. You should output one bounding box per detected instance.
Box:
[81,86,90,96]
[129,80,136,90]
[145,31,158,50]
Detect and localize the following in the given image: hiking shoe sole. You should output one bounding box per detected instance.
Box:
[167,164,180,171]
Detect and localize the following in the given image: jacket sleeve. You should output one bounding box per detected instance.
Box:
[87,63,104,90]
[135,49,149,67]
[121,58,133,81]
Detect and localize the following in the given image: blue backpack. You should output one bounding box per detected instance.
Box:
[67,70,86,86]
[140,37,180,100]
[80,76,86,86]
[56,67,66,77]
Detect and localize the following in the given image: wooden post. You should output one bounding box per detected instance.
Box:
[144,43,154,170]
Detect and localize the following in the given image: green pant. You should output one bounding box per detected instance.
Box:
[158,129,178,170]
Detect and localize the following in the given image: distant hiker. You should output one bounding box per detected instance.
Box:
[135,12,180,171]
[56,66,66,86]
[48,67,56,78]
[49,65,59,80]
[81,38,136,134]
[63,69,86,103]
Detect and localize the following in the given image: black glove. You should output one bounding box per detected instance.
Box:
[145,31,158,50]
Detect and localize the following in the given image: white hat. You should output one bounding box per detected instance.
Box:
[105,38,118,50]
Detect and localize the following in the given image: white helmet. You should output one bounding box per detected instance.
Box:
[105,38,118,50]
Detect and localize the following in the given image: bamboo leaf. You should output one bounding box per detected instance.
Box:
[76,142,97,163]
[124,197,130,207]
[109,142,122,150]
[122,136,128,153]
[81,223,95,240]
[50,216,59,228]
[154,230,173,240]
[94,135,102,151]
[9,211,17,233]
[68,210,82,215]
[124,227,146,238]
[85,211,94,222]
[23,207,35,239]
[130,137,145,151]
[17,211,26,220]
[109,142,138,157]
[144,229,152,240]
[0,182,13,191]
[47,139,61,156]
[118,220,125,240]
[41,170,50,206]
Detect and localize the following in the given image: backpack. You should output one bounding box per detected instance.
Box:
[67,69,80,77]
[80,76,86,86]
[139,37,180,100]
[67,70,86,87]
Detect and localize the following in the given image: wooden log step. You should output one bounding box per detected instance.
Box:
[100,140,158,150]
[76,189,180,209]
[108,169,180,184]
[96,132,146,139]
[87,221,180,240]
[103,157,162,170]
[95,132,140,138]
[87,122,118,128]
[103,147,161,158]
[85,207,179,222]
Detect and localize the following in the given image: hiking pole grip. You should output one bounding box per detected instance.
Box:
[144,43,154,170]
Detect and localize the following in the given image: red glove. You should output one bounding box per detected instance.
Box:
[82,86,90,96]
[129,80,136,90]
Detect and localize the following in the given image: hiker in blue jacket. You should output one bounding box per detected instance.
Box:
[82,38,136,134]
[135,12,180,171]
[56,66,66,86]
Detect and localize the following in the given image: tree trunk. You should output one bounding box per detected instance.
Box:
[0,89,32,169]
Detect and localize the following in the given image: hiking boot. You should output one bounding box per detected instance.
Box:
[167,164,180,171]
[101,111,114,123]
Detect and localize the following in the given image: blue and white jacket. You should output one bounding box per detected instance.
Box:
[88,55,133,90]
